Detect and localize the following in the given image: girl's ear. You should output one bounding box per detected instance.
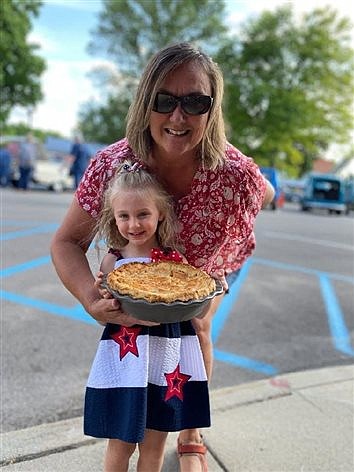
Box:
[158,212,165,222]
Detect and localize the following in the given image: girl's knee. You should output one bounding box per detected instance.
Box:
[105,438,136,470]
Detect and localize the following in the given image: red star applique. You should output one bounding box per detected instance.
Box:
[164,364,191,401]
[111,326,141,360]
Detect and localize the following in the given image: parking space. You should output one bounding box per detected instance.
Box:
[1,191,354,430]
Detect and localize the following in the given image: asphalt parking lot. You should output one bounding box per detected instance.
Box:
[2,188,354,432]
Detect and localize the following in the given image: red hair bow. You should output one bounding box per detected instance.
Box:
[150,248,183,263]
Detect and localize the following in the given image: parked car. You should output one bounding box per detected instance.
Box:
[282,178,305,203]
[301,173,348,214]
[260,167,285,210]
[32,155,73,192]
[344,177,354,213]
[2,135,73,192]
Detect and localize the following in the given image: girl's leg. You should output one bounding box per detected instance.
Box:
[137,429,168,472]
[104,438,136,472]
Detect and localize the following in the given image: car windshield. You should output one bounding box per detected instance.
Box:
[313,179,340,201]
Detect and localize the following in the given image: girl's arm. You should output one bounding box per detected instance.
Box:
[100,252,117,273]
[51,198,158,326]
[95,253,117,299]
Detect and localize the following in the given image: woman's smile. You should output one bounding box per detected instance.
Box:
[165,128,190,137]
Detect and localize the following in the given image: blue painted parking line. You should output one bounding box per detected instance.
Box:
[214,348,278,375]
[1,223,59,241]
[1,256,51,278]
[319,275,354,357]
[1,289,97,326]
[212,258,278,375]
[212,259,251,344]
[2,220,53,226]
[253,257,354,284]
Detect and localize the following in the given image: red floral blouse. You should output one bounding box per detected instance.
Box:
[76,138,266,274]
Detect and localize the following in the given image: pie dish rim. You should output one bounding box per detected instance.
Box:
[101,275,223,323]
[102,274,223,306]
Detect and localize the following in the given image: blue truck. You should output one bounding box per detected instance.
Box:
[301,173,349,215]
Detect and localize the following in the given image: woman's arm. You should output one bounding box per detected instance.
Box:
[50,198,157,326]
[262,179,275,208]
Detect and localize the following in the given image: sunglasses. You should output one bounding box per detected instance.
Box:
[152,92,213,115]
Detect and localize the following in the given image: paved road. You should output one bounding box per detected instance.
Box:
[2,188,354,433]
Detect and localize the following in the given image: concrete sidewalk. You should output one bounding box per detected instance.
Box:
[1,364,353,471]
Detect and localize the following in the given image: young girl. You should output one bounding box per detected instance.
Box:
[84,160,211,472]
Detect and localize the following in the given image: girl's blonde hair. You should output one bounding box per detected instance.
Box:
[94,160,179,251]
[126,42,226,170]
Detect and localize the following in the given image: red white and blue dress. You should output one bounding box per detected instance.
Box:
[84,248,210,443]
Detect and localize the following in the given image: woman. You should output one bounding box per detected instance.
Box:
[51,42,274,472]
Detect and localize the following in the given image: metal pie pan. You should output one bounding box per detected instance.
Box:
[101,277,223,323]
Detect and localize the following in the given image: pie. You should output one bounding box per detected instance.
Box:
[106,261,216,303]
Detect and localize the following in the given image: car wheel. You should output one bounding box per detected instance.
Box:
[49,182,64,192]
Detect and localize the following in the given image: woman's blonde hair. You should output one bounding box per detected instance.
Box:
[94,160,179,251]
[126,42,226,170]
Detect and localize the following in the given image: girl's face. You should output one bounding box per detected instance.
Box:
[149,61,212,162]
[112,190,163,248]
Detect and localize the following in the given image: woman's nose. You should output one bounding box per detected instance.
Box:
[169,104,186,122]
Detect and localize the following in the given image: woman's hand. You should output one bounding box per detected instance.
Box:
[91,272,159,327]
[211,269,229,293]
[195,269,228,320]
[88,296,159,327]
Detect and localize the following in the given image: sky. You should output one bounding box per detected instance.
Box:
[8,0,354,143]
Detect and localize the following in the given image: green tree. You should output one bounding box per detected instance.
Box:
[78,93,131,144]
[79,0,227,143]
[0,0,46,127]
[1,122,63,141]
[88,0,227,77]
[217,6,354,177]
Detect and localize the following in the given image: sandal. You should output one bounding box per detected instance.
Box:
[177,438,208,472]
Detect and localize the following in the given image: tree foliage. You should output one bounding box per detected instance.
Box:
[78,94,131,144]
[2,122,63,141]
[217,6,354,176]
[88,0,227,78]
[0,0,46,127]
[82,2,354,176]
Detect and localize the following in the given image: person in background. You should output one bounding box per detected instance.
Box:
[0,141,12,187]
[18,134,36,191]
[70,134,91,189]
[51,42,274,472]
[85,159,211,471]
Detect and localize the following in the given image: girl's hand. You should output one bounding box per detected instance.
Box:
[95,271,112,299]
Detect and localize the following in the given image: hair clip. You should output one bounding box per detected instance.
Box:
[122,162,145,173]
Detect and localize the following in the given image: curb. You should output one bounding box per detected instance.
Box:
[1,364,353,467]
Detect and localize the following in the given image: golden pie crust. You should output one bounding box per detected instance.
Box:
[106,261,216,303]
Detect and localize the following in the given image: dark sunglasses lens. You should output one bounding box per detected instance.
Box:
[182,95,212,115]
[153,93,177,113]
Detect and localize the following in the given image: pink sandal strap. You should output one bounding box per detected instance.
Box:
[177,442,207,455]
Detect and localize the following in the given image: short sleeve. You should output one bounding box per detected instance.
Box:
[224,146,267,243]
[76,138,137,219]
